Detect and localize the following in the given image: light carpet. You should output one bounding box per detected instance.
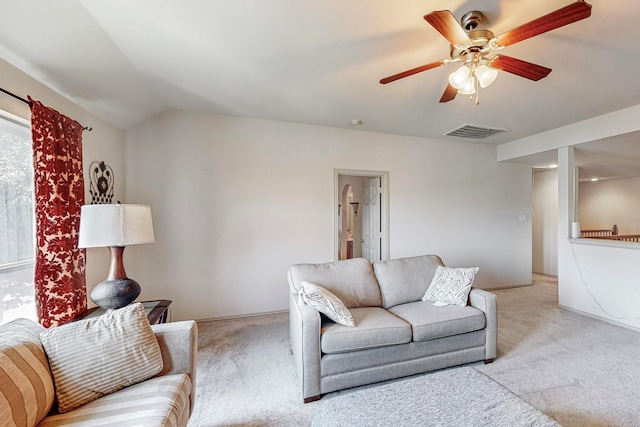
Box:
[187,313,317,427]
[311,367,560,427]
[187,277,640,426]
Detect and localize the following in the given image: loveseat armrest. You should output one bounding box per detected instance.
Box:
[468,288,497,361]
[152,320,197,414]
[289,291,322,402]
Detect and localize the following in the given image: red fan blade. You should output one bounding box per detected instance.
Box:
[380,60,447,84]
[424,11,471,46]
[440,84,458,103]
[496,1,592,47]
[489,55,552,81]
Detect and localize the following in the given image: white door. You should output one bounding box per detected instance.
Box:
[361,178,382,263]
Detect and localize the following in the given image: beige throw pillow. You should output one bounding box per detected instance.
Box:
[301,282,355,327]
[39,303,163,413]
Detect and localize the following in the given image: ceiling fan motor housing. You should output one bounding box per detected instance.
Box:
[461,11,485,31]
[449,29,495,61]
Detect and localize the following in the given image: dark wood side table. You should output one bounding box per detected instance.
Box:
[73,300,172,324]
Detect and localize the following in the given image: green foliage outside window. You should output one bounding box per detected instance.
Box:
[0,115,35,324]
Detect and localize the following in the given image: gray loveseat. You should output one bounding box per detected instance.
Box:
[288,255,497,402]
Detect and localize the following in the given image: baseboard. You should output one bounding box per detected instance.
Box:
[482,283,532,291]
[196,309,288,324]
[558,304,640,334]
[532,273,558,279]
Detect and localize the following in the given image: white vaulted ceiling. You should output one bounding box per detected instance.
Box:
[1,0,640,152]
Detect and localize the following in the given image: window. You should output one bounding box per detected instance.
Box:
[0,112,36,324]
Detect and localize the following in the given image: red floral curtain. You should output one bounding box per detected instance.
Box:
[29,97,86,327]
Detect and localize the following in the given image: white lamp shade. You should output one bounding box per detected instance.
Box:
[78,204,155,248]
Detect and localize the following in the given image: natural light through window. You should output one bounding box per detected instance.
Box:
[0,112,36,325]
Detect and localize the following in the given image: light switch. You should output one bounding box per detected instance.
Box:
[519,215,527,222]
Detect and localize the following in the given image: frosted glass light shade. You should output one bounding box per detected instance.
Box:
[448,66,470,90]
[458,76,477,95]
[476,65,498,88]
[78,204,155,248]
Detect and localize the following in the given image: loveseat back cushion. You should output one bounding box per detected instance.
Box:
[374,255,444,309]
[320,307,411,354]
[388,301,486,342]
[288,258,382,309]
[0,318,55,427]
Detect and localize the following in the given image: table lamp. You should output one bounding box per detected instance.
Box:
[78,203,155,309]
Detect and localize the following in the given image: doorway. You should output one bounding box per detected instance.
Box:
[335,170,389,262]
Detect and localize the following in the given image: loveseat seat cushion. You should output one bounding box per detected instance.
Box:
[374,255,444,309]
[388,300,486,342]
[321,307,411,354]
[37,374,191,427]
[0,318,55,427]
[289,258,382,309]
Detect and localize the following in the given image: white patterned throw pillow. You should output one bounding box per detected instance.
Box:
[300,282,355,327]
[423,266,479,307]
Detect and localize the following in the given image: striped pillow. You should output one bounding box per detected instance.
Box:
[0,318,55,427]
[39,303,163,413]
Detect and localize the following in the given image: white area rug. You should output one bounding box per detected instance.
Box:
[312,367,560,427]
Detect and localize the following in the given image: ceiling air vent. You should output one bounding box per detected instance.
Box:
[444,124,510,139]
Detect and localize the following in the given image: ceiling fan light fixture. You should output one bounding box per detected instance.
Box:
[458,76,477,95]
[476,64,498,88]
[448,65,470,90]
[380,2,593,104]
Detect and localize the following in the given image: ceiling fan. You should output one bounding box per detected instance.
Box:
[380,0,592,104]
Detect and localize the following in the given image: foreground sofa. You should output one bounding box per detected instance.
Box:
[0,307,197,427]
[288,255,497,402]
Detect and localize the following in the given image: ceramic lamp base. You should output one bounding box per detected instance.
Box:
[90,278,141,310]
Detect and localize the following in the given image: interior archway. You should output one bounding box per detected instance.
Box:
[339,184,355,260]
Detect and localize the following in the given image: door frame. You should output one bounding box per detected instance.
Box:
[334,169,390,262]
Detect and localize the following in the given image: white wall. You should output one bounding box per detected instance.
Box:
[579,177,640,235]
[124,110,532,321]
[498,104,640,162]
[532,169,558,276]
[499,106,640,331]
[558,148,640,331]
[0,59,126,303]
